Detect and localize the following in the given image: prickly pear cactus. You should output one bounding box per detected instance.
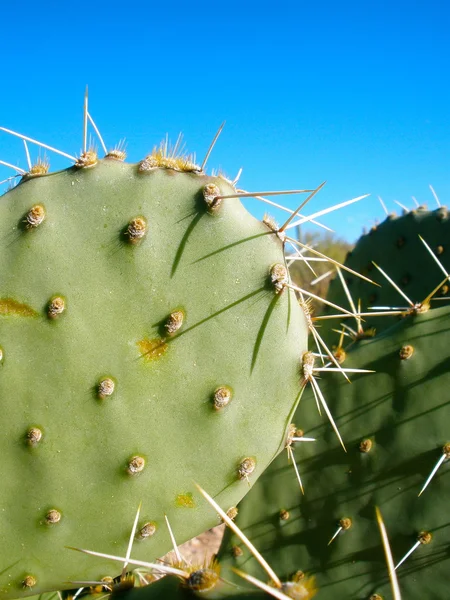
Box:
[0,155,308,598]
[219,304,450,599]
[322,207,450,340]
[109,575,279,599]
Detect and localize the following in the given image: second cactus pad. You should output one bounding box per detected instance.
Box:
[219,304,450,599]
[0,159,308,598]
[323,207,450,340]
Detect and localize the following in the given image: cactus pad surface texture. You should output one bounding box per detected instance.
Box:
[0,155,308,598]
[219,304,450,600]
[322,207,450,341]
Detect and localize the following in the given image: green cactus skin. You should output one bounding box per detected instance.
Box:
[105,571,316,600]
[109,575,259,599]
[322,207,450,342]
[218,304,450,599]
[48,570,316,600]
[0,160,308,598]
[98,560,317,599]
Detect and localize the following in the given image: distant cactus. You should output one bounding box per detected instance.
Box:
[322,208,450,343]
[219,304,450,599]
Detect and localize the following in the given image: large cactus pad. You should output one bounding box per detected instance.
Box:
[0,159,308,598]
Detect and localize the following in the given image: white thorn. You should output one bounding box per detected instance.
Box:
[327,526,343,546]
[311,325,351,383]
[122,502,142,577]
[429,185,441,207]
[394,540,421,571]
[232,569,289,599]
[68,546,188,577]
[164,514,186,565]
[372,262,414,307]
[67,581,112,589]
[313,367,374,373]
[164,133,169,156]
[171,132,183,157]
[368,306,408,310]
[257,196,332,232]
[418,453,447,497]
[286,194,370,231]
[23,141,32,171]
[419,235,450,280]
[308,360,323,415]
[286,237,378,286]
[83,86,89,155]
[0,127,77,161]
[216,189,314,200]
[134,572,147,585]
[341,322,358,337]
[201,121,225,171]
[336,266,362,333]
[286,244,319,276]
[412,195,419,207]
[296,242,319,254]
[232,167,243,185]
[330,328,353,340]
[375,507,402,600]
[87,112,108,155]
[310,376,347,452]
[259,196,295,214]
[0,175,19,186]
[378,195,389,215]
[278,181,327,232]
[287,445,304,494]
[394,200,409,212]
[195,484,282,587]
[369,310,406,316]
[288,283,355,317]
[310,270,333,286]
[309,326,326,373]
[0,159,26,174]
[286,257,329,262]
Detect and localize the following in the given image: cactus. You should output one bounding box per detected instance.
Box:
[109,575,269,599]
[321,207,450,342]
[218,303,450,599]
[60,482,320,600]
[111,575,309,599]
[0,139,311,598]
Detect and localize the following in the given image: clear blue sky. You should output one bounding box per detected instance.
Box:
[1,1,449,242]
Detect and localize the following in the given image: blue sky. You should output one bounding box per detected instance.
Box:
[1,1,449,241]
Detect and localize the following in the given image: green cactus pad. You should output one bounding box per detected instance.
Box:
[0,160,308,599]
[322,207,450,343]
[219,304,450,599]
[106,571,315,600]
[109,575,262,599]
